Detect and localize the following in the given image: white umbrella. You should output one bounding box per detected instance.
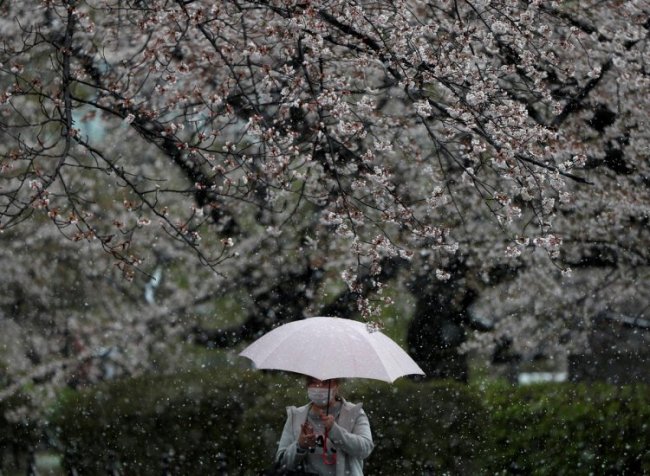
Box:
[239,316,424,383]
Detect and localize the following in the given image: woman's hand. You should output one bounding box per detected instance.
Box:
[298,422,316,449]
[320,411,336,431]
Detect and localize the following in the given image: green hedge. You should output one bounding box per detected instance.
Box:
[49,370,265,475]
[239,378,489,475]
[48,372,488,475]
[482,381,650,475]
[348,380,490,475]
[46,371,650,475]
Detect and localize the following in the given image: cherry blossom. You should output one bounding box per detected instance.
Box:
[0,0,648,409]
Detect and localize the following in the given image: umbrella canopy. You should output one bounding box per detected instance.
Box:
[239,316,424,383]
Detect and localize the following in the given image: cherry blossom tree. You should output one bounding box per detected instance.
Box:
[1,0,648,411]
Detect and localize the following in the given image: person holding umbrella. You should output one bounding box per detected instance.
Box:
[275,376,373,475]
[240,316,425,475]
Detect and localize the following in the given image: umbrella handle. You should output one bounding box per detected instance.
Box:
[322,380,337,465]
[326,380,331,416]
[322,428,337,465]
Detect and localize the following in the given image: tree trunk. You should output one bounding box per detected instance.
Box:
[406,260,480,383]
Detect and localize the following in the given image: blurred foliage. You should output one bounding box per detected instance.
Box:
[39,371,650,475]
[481,381,650,475]
[0,390,41,461]
[239,377,488,475]
[347,379,490,475]
[48,369,265,475]
[237,374,306,472]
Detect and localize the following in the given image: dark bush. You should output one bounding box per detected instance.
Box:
[348,379,490,475]
[240,377,489,475]
[237,374,305,472]
[49,369,264,475]
[48,370,650,475]
[482,381,650,475]
[0,390,42,475]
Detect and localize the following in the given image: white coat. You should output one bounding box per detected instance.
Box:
[276,399,374,476]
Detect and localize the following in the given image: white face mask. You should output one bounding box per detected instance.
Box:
[308,387,334,406]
